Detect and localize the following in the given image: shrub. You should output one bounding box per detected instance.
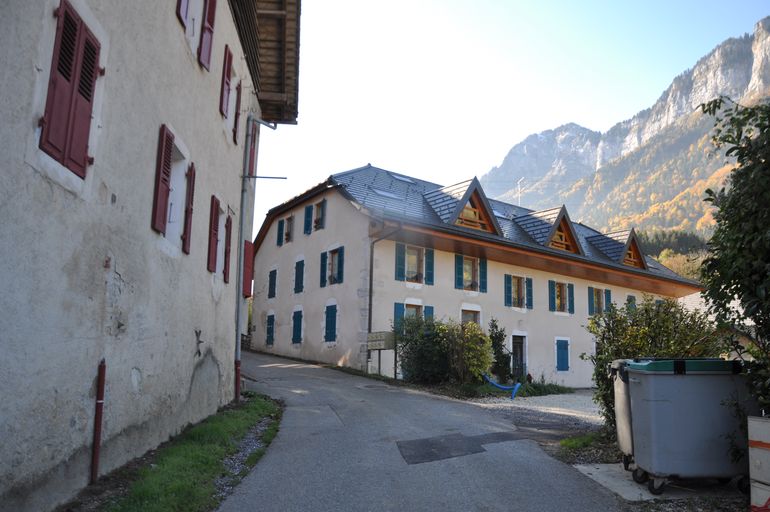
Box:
[488,318,511,384]
[582,296,724,432]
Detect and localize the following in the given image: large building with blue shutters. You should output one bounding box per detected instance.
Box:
[249,164,700,387]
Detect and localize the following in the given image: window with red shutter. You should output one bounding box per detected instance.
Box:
[232,80,242,143]
[40,0,101,179]
[181,163,196,254]
[243,240,254,298]
[207,195,220,272]
[223,215,232,283]
[151,125,174,234]
[220,45,232,117]
[198,0,216,70]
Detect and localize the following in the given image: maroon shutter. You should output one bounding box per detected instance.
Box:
[65,26,99,176]
[181,163,196,254]
[151,125,174,234]
[247,120,257,176]
[242,240,254,298]
[223,215,232,282]
[176,0,189,27]
[198,0,216,70]
[232,80,242,143]
[219,45,232,116]
[40,2,81,169]
[207,195,219,272]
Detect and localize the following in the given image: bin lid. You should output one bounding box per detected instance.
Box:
[626,358,740,375]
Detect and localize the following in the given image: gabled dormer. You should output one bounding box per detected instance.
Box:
[587,228,648,270]
[514,205,584,255]
[424,177,502,236]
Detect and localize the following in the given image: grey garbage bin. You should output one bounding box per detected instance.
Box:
[627,359,753,495]
[611,359,634,471]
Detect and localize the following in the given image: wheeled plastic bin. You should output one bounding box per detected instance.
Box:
[627,359,753,495]
[611,359,634,471]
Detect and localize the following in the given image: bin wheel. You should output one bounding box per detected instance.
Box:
[648,478,665,495]
[737,476,750,494]
[632,468,648,484]
[622,454,632,471]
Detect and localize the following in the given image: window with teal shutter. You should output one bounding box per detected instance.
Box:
[395,243,406,281]
[556,339,569,371]
[266,314,274,345]
[276,219,284,246]
[303,205,313,235]
[320,252,327,287]
[454,254,463,289]
[324,305,337,342]
[336,246,344,284]
[548,280,556,311]
[294,260,304,293]
[393,302,405,331]
[627,295,637,310]
[314,199,326,230]
[424,305,434,320]
[604,289,612,308]
[268,269,277,298]
[567,284,575,314]
[479,258,487,293]
[504,274,512,307]
[292,311,302,343]
[425,249,434,285]
[588,286,595,315]
[525,278,533,309]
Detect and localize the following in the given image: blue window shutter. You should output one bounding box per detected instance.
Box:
[627,295,637,310]
[336,246,344,284]
[568,284,575,314]
[525,278,533,309]
[394,302,405,331]
[588,286,595,315]
[268,270,277,298]
[317,199,326,229]
[424,305,434,320]
[479,258,487,293]
[294,260,304,293]
[556,339,569,371]
[548,280,556,311]
[320,252,327,288]
[266,315,274,344]
[425,249,434,285]
[395,243,406,281]
[303,205,313,234]
[292,311,302,343]
[325,305,337,342]
[277,219,284,246]
[605,289,612,307]
[504,274,512,307]
[454,254,463,289]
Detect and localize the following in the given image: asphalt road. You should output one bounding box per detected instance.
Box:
[217,352,624,512]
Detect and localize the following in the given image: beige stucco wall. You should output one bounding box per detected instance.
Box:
[250,191,372,369]
[0,2,257,510]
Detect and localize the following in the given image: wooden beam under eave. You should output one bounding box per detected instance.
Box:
[257,9,287,16]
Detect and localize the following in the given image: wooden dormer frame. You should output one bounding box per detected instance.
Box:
[545,206,584,256]
[449,177,502,236]
[621,229,647,270]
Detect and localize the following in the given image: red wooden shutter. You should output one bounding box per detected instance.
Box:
[247,120,257,176]
[219,45,232,116]
[181,162,196,254]
[198,0,216,70]
[207,195,219,272]
[151,125,174,234]
[243,240,254,298]
[40,3,79,165]
[65,26,100,176]
[176,0,189,27]
[232,80,242,143]
[223,215,232,283]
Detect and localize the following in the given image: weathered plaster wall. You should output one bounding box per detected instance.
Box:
[0,1,257,510]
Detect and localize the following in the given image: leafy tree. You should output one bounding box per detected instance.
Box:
[488,318,510,383]
[701,96,770,410]
[638,230,708,256]
[656,248,706,281]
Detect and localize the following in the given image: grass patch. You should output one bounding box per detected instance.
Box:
[107,393,281,512]
[560,433,600,450]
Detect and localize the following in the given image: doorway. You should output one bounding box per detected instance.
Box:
[511,335,526,381]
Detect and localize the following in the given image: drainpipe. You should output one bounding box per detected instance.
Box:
[90,359,106,484]
[368,222,402,376]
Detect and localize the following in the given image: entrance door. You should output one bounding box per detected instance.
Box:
[511,335,525,380]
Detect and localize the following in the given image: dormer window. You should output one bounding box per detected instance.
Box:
[455,194,493,232]
[548,218,580,254]
[623,239,645,268]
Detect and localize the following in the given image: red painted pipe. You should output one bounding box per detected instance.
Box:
[234,360,241,403]
[90,359,106,484]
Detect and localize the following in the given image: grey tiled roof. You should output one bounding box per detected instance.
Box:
[328,164,695,285]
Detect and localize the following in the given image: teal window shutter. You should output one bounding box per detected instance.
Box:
[556,339,569,371]
[268,269,277,298]
[294,260,304,293]
[291,311,302,343]
[454,254,463,289]
[276,219,284,246]
[424,305,434,320]
[320,252,327,288]
[303,205,313,234]
[548,280,556,311]
[479,258,487,293]
[425,249,434,285]
[605,289,612,307]
[525,278,533,309]
[395,243,406,281]
[336,246,344,284]
[324,305,337,342]
[588,286,595,315]
[568,284,575,314]
[266,314,274,345]
[504,274,512,307]
[627,295,637,310]
[394,302,405,331]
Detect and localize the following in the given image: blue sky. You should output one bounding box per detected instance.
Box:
[252,1,768,233]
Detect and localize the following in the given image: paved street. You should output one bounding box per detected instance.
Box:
[218,352,624,512]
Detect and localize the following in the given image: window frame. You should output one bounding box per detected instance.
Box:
[511,275,525,308]
[461,309,480,325]
[284,216,294,243]
[405,245,425,284]
[462,256,479,291]
[555,282,568,312]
